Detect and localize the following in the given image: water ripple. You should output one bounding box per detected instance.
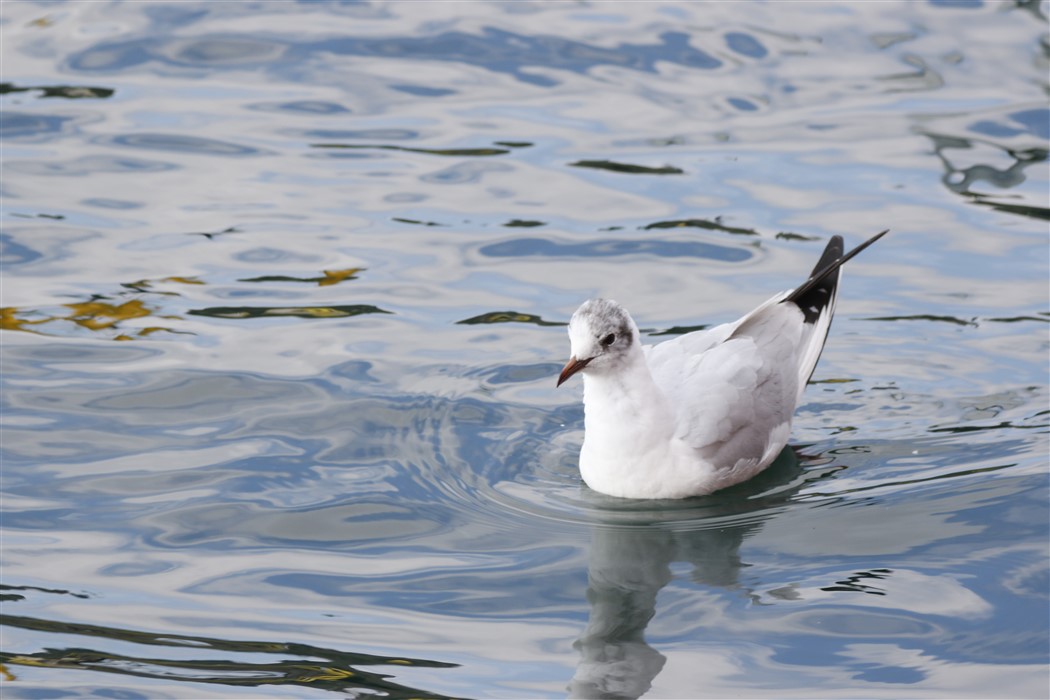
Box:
[478,236,753,261]
[96,133,266,157]
[4,1,1048,696]
[64,29,724,85]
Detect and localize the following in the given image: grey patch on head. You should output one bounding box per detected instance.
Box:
[575,298,636,346]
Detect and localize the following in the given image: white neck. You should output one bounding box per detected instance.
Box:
[580,350,676,460]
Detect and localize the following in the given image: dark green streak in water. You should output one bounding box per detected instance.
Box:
[863,314,978,327]
[0,613,466,699]
[311,143,510,156]
[457,310,565,327]
[569,159,684,175]
[187,305,391,319]
[644,218,759,236]
[0,82,114,99]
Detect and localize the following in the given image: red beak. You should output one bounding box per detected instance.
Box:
[557,355,592,387]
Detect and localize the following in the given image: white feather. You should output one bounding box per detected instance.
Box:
[558,233,883,499]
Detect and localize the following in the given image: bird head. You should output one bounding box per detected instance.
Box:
[557,298,639,387]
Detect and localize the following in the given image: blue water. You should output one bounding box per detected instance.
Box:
[2,1,1048,698]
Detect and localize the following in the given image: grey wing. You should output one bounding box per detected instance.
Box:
[650,299,805,469]
[644,290,791,366]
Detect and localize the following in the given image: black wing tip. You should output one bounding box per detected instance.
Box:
[786,230,888,323]
[842,229,888,257]
[810,235,845,279]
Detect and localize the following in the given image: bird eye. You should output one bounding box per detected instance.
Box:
[601,333,616,347]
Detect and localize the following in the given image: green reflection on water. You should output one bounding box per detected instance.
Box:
[1,613,467,700]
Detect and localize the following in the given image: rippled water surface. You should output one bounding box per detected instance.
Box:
[2,1,1048,698]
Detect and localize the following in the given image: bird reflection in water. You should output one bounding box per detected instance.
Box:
[569,447,809,699]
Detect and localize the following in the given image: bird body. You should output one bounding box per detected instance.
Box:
[558,231,886,499]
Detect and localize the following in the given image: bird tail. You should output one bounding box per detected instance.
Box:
[786,229,888,316]
[785,229,888,395]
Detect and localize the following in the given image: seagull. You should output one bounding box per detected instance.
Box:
[557,230,887,499]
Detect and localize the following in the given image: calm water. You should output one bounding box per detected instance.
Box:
[2,1,1048,698]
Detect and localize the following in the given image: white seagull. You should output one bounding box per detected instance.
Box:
[557,231,886,499]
